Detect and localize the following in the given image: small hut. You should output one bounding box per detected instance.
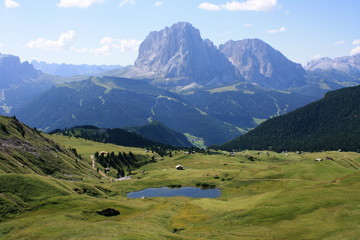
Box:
[175,165,185,170]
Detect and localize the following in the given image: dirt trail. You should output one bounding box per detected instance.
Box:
[90,155,107,178]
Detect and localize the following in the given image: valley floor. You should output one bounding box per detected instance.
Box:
[1,137,360,239]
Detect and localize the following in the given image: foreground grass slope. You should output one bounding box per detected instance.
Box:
[1,133,360,240]
[0,115,98,178]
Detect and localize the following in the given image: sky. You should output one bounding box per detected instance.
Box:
[0,0,359,66]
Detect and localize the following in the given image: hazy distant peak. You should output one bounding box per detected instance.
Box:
[0,53,40,88]
[306,54,360,76]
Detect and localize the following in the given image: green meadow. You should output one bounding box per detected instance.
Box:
[1,135,360,239]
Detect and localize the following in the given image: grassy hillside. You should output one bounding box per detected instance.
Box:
[2,131,360,239]
[0,115,98,178]
[222,84,360,152]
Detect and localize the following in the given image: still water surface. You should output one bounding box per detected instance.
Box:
[127,186,221,198]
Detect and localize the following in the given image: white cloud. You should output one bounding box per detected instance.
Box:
[154,1,162,7]
[198,2,221,11]
[334,40,346,45]
[353,39,360,45]
[244,23,253,28]
[199,0,278,12]
[0,43,3,48]
[222,0,277,11]
[119,0,135,7]
[267,26,286,34]
[57,0,104,8]
[351,46,360,55]
[27,31,76,51]
[5,0,20,8]
[78,37,141,56]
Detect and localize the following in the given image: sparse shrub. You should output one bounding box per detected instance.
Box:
[196,182,216,189]
[0,123,8,134]
[172,228,185,233]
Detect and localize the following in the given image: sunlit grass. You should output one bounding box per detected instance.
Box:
[2,136,360,240]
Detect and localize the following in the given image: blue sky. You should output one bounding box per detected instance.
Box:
[0,0,359,66]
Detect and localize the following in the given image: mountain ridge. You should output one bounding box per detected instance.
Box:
[221,84,360,152]
[31,60,122,77]
[306,54,360,76]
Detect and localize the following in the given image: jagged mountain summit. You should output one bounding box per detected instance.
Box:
[0,53,41,88]
[121,22,243,87]
[306,54,360,76]
[219,39,307,90]
[118,22,312,91]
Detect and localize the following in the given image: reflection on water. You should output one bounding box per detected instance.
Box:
[127,186,221,198]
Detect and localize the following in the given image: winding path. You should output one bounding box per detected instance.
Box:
[90,154,107,178]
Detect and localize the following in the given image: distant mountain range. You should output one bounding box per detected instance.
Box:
[116,22,360,94]
[31,60,122,77]
[221,84,360,152]
[3,22,360,146]
[306,54,360,77]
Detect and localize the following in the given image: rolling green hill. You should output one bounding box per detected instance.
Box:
[221,84,360,152]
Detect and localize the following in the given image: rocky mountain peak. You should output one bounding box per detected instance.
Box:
[132,22,242,87]
[219,39,307,90]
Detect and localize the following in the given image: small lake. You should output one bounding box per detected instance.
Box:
[127,186,221,198]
